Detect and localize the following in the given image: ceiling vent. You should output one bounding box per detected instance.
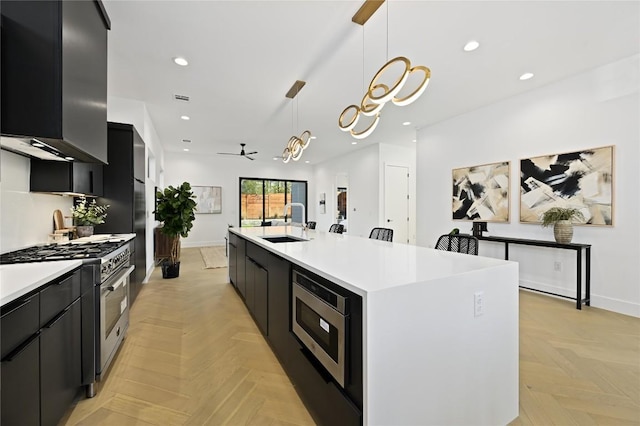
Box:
[174,94,190,102]
[182,139,191,143]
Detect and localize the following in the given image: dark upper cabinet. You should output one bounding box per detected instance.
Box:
[30,159,103,196]
[96,123,146,305]
[1,0,111,163]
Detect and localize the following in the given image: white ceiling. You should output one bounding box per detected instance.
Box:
[103,0,640,164]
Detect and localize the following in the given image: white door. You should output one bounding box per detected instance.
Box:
[384,165,409,243]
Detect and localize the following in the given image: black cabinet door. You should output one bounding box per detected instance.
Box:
[40,298,82,426]
[228,241,237,287]
[30,160,103,196]
[1,333,40,426]
[245,257,256,314]
[253,263,268,336]
[266,254,291,362]
[236,238,247,298]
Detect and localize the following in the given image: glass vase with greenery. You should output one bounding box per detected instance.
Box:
[71,196,110,226]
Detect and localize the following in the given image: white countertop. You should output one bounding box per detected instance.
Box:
[0,234,135,306]
[230,226,511,295]
[0,260,83,306]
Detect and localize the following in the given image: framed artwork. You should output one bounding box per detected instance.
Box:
[452,161,510,222]
[193,186,222,214]
[520,145,614,225]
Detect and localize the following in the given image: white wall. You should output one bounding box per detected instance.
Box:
[0,150,74,252]
[416,55,640,317]
[312,143,380,238]
[163,153,312,247]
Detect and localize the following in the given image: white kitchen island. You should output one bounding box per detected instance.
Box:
[230,226,519,426]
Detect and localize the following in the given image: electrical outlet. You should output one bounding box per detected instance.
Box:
[474,291,484,317]
[554,261,562,272]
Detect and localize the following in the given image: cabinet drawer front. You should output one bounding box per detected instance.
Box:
[1,293,40,360]
[247,242,269,267]
[40,269,81,327]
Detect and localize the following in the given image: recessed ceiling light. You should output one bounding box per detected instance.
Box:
[519,72,534,81]
[310,136,317,140]
[304,160,310,164]
[402,121,411,126]
[273,156,279,161]
[463,40,480,52]
[183,148,190,152]
[180,115,190,121]
[173,57,189,66]
[351,141,358,145]
[412,139,417,143]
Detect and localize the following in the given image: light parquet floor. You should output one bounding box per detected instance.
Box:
[62,248,640,425]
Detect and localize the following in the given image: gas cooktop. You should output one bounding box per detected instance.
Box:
[0,241,127,264]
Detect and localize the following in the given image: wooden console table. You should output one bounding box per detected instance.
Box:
[477,235,591,310]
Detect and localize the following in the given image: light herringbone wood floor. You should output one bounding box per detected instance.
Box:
[62,248,640,425]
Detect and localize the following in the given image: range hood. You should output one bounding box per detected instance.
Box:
[1,137,75,162]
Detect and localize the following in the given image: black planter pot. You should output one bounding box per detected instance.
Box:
[161,261,180,279]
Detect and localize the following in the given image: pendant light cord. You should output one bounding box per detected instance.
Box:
[386,0,389,61]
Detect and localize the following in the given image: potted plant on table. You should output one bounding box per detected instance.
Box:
[541,207,585,244]
[154,182,197,278]
[71,196,109,237]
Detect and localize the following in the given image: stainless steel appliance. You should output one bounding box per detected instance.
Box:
[292,270,348,387]
[0,236,133,397]
[94,243,133,395]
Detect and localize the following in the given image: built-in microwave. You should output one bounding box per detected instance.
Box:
[292,270,348,387]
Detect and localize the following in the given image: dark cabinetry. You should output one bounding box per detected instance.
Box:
[1,0,111,163]
[97,123,146,305]
[0,268,84,426]
[230,233,362,426]
[40,298,81,426]
[1,293,40,426]
[30,159,103,196]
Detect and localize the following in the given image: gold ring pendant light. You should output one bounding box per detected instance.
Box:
[339,1,431,140]
[282,80,312,163]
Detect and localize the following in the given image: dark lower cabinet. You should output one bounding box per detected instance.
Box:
[1,267,84,426]
[288,345,361,426]
[40,298,82,426]
[1,333,40,426]
[228,240,238,287]
[253,262,268,335]
[266,253,291,363]
[236,237,247,298]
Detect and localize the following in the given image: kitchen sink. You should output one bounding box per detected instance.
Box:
[260,236,308,243]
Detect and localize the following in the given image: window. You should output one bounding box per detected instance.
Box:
[239,178,307,227]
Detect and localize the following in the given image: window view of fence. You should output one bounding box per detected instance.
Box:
[240,178,307,227]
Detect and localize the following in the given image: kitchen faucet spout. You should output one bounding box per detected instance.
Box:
[283,202,306,227]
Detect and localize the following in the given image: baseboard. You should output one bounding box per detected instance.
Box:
[519,279,640,318]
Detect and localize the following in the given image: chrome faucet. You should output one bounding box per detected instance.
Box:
[283,202,306,227]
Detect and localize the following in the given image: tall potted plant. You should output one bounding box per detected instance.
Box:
[154,182,197,278]
[541,207,585,244]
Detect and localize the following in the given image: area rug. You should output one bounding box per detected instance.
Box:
[199,246,227,269]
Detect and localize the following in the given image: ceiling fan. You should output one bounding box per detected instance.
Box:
[217,143,257,160]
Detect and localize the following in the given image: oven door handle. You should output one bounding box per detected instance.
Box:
[103,265,135,291]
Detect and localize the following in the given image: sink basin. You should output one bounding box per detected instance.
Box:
[260,236,308,243]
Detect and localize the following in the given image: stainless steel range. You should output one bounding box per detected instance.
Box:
[0,236,134,397]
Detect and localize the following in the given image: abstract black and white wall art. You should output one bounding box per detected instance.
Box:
[452,161,510,222]
[520,145,614,225]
